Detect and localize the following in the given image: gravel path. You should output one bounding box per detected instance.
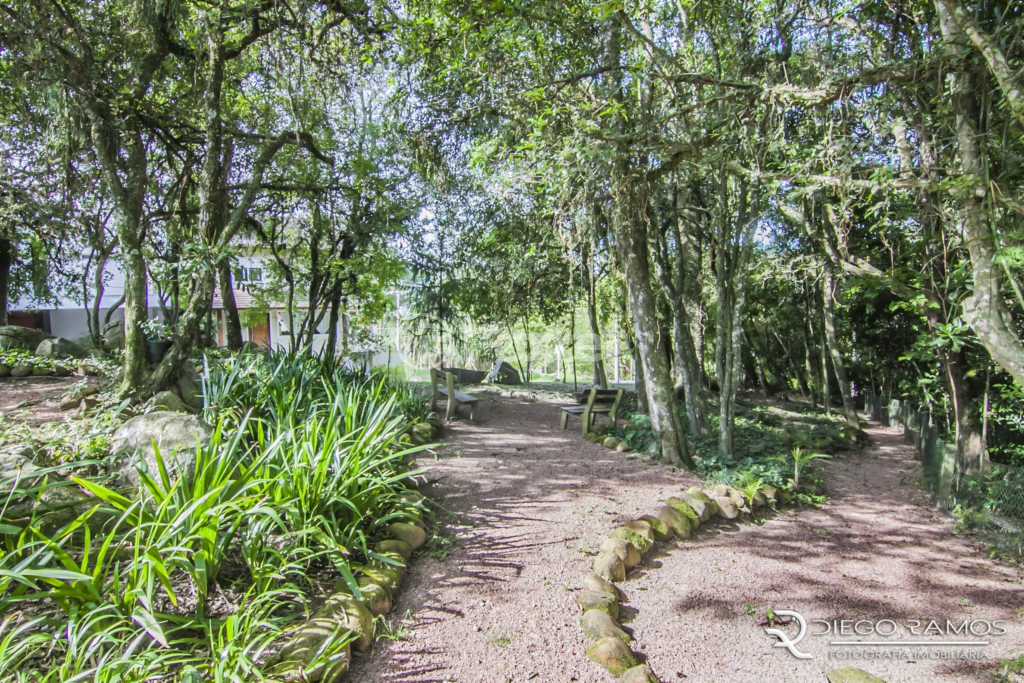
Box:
[349,396,1024,683]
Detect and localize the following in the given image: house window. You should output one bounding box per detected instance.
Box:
[232,266,263,283]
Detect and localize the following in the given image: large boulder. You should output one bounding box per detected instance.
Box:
[486,360,521,385]
[102,319,125,348]
[35,337,88,359]
[0,326,52,352]
[110,411,212,487]
[443,367,487,384]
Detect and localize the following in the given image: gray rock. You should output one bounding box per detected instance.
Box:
[442,367,486,384]
[60,395,82,411]
[102,319,125,347]
[148,390,191,414]
[31,367,54,377]
[826,669,887,683]
[637,515,672,541]
[486,360,521,385]
[176,375,204,411]
[110,411,212,487]
[0,326,52,352]
[9,365,31,378]
[611,526,653,554]
[712,496,740,520]
[0,444,39,480]
[35,337,87,359]
[0,364,9,377]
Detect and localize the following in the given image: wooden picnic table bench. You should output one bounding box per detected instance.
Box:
[429,367,480,421]
[559,387,623,434]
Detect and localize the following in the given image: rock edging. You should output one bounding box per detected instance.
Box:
[265,488,429,682]
[577,482,779,682]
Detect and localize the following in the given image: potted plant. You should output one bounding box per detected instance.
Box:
[141,319,173,363]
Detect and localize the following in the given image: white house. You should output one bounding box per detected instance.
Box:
[11,252,402,369]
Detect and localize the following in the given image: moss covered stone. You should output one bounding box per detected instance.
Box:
[389,522,426,550]
[375,539,413,562]
[611,526,652,554]
[585,637,639,676]
[592,550,626,582]
[619,664,661,683]
[580,609,631,643]
[583,572,618,596]
[637,515,671,541]
[575,589,619,619]
[656,505,693,539]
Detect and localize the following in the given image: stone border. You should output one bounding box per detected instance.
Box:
[576,482,779,682]
[265,487,430,682]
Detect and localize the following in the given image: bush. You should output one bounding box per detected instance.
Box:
[0,348,430,681]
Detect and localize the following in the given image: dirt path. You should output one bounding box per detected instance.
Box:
[349,397,1024,683]
[0,375,83,427]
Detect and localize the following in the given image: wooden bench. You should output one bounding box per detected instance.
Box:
[560,388,623,434]
[429,367,480,421]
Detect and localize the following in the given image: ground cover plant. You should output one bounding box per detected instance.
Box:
[611,396,851,506]
[0,350,429,682]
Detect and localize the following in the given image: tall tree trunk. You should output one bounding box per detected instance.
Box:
[802,324,818,409]
[121,243,150,393]
[672,308,709,436]
[632,336,648,415]
[586,247,608,388]
[613,185,692,468]
[822,266,859,430]
[0,236,12,327]
[326,281,342,356]
[218,261,243,350]
[936,2,1024,384]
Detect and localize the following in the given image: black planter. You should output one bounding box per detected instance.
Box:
[146,339,173,363]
